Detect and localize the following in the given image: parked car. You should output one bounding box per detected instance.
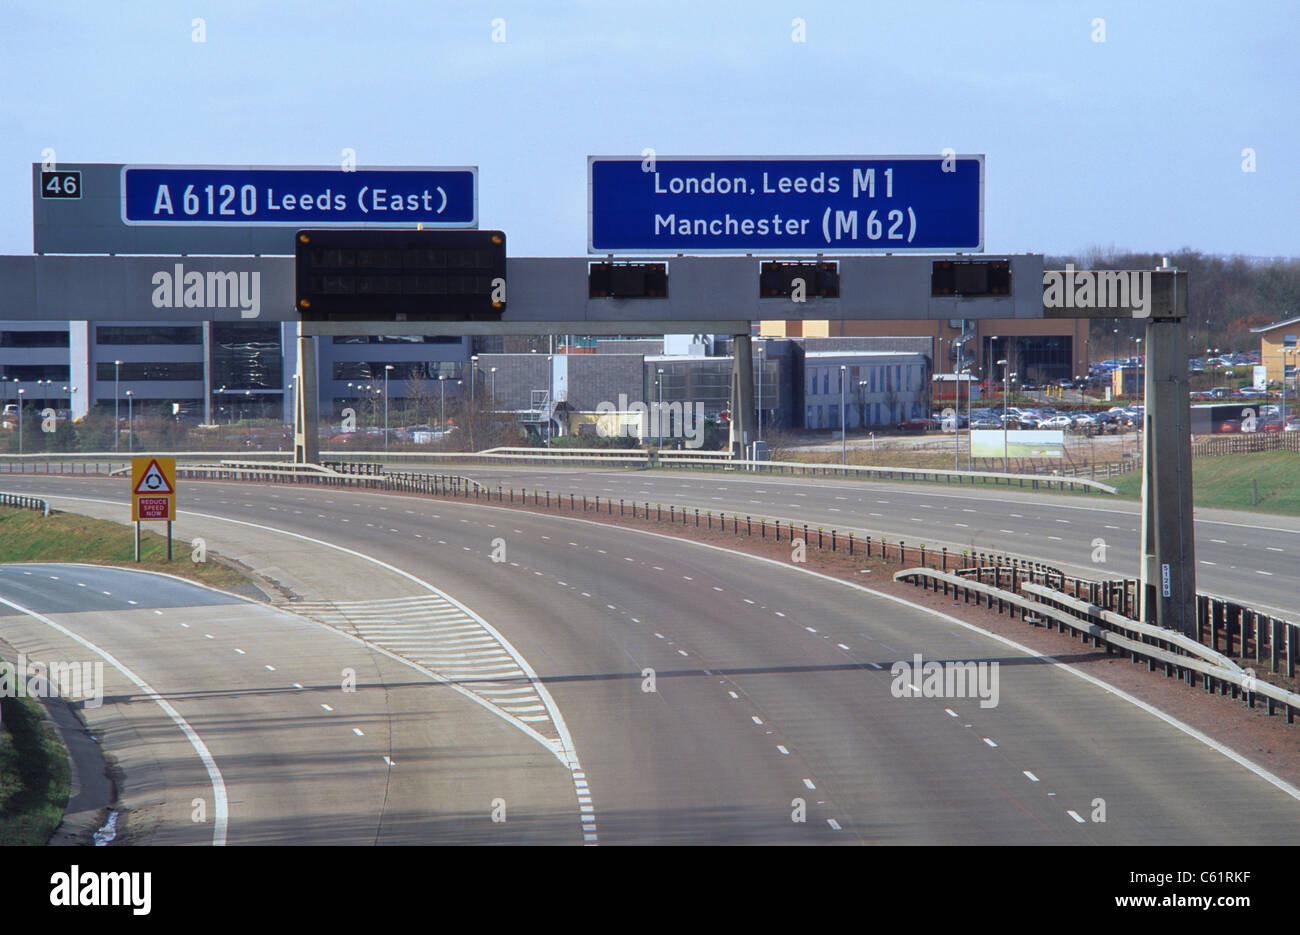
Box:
[1041,415,1073,429]
[1216,419,1242,433]
[897,416,939,431]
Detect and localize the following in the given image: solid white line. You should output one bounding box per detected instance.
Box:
[0,592,229,846]
[983,737,998,747]
[944,708,958,718]
[1023,771,1039,782]
[1067,810,1086,823]
[802,778,816,790]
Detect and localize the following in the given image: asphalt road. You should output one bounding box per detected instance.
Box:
[429,466,1300,619]
[0,563,578,845]
[3,474,1298,844]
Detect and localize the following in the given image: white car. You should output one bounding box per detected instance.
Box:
[1042,415,1073,429]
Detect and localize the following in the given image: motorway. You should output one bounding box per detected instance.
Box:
[0,563,579,845]
[454,466,1300,619]
[2,472,1298,845]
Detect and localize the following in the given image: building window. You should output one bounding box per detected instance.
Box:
[97,326,202,345]
[3,364,71,381]
[2,330,69,348]
[211,323,282,391]
[95,361,203,382]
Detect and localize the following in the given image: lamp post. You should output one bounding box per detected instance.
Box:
[383,364,394,453]
[656,368,664,448]
[1280,346,1297,427]
[125,390,133,452]
[963,367,974,470]
[114,359,122,453]
[471,355,479,403]
[546,355,554,447]
[839,365,847,465]
[439,375,447,434]
[757,339,765,441]
[489,367,497,414]
[16,388,23,454]
[997,359,1009,473]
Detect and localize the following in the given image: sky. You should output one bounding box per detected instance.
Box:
[0,0,1295,259]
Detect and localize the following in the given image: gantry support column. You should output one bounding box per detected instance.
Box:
[730,333,756,459]
[1138,269,1197,636]
[293,324,319,465]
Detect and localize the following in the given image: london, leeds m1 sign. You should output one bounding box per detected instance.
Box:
[588,155,982,254]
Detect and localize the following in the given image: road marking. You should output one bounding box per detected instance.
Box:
[353,728,365,736]
[1067,810,1086,823]
[983,737,998,747]
[321,704,333,711]
[293,682,304,689]
[0,592,229,846]
[1023,771,1039,782]
[1257,570,1274,576]
[777,745,789,755]
[827,819,842,830]
[677,649,689,657]
[234,648,245,655]
[837,643,850,650]
[265,665,276,671]
[944,708,958,718]
[805,626,817,633]
[775,612,786,617]
[751,716,764,725]
[728,691,739,699]
[1267,547,1284,552]
[802,778,816,790]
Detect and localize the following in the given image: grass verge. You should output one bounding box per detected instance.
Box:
[0,694,71,845]
[1111,451,1300,514]
[0,506,252,590]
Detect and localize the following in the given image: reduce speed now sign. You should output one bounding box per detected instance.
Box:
[131,457,176,521]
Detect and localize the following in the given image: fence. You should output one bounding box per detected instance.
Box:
[894,566,1300,725]
[0,492,49,516]
[1192,433,1300,456]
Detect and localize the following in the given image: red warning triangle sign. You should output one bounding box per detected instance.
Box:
[133,459,174,495]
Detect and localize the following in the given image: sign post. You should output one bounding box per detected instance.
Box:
[131,457,176,561]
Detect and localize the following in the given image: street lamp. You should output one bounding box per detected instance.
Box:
[962,367,974,470]
[757,339,765,441]
[439,374,447,434]
[839,365,847,465]
[1281,346,1298,426]
[489,367,497,414]
[125,390,133,452]
[114,359,122,453]
[546,355,554,447]
[383,364,394,453]
[16,388,23,455]
[471,355,479,403]
[997,359,1009,473]
[656,368,665,448]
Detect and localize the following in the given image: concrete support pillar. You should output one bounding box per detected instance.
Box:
[1138,274,1197,636]
[730,333,756,458]
[293,326,319,464]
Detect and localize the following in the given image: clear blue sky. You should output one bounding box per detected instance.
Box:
[1,0,1294,258]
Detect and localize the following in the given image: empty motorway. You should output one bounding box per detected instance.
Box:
[2,472,1298,844]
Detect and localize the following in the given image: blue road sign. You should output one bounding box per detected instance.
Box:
[589,155,982,253]
[122,165,477,227]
